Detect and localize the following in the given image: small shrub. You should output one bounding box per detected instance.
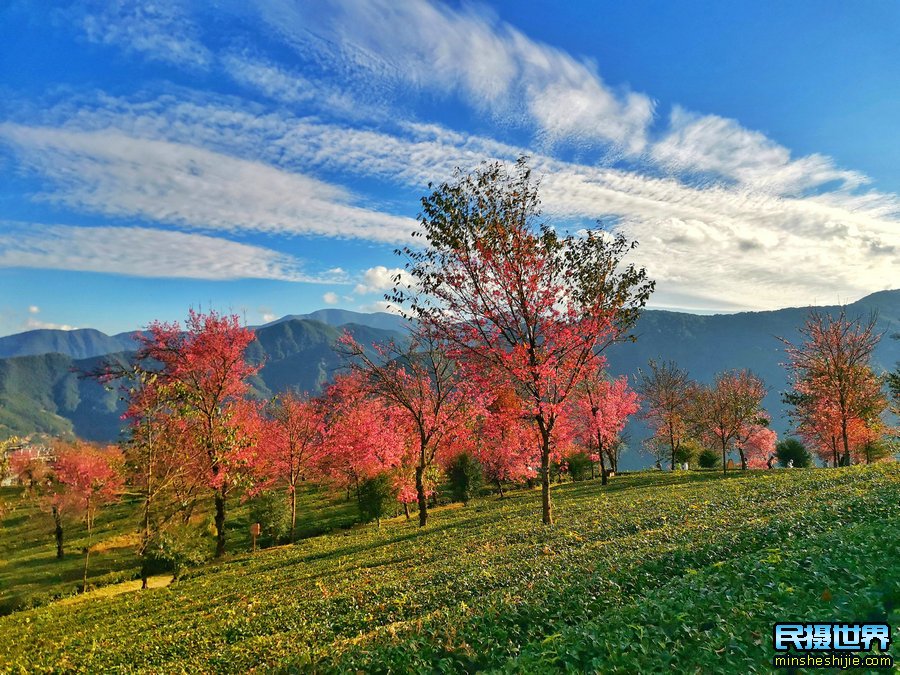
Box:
[447,452,484,505]
[248,491,291,547]
[698,447,720,469]
[144,526,211,579]
[358,473,397,526]
[565,451,593,482]
[775,438,812,468]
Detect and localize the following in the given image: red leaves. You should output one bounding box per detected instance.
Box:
[52,441,125,522]
[130,310,259,490]
[780,310,888,465]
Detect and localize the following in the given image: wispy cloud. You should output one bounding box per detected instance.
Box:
[650,106,868,195]
[254,0,654,152]
[0,222,341,283]
[0,124,417,243]
[4,1,899,313]
[76,0,212,69]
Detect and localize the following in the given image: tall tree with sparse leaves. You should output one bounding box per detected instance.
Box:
[391,159,653,525]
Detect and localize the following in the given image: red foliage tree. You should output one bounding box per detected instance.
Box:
[8,448,65,558]
[474,388,538,497]
[392,160,653,524]
[132,309,259,557]
[572,375,640,484]
[252,393,326,542]
[780,309,886,466]
[688,370,768,473]
[53,441,125,590]
[337,331,471,526]
[319,372,408,504]
[739,424,777,469]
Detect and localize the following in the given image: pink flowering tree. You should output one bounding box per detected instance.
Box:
[130,310,260,558]
[391,160,654,524]
[337,329,473,527]
[319,372,408,503]
[474,388,539,497]
[53,442,125,590]
[572,375,640,484]
[250,393,325,542]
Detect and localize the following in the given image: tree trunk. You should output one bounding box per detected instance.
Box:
[739,448,747,471]
[540,428,553,526]
[289,486,297,544]
[496,479,504,499]
[214,490,227,558]
[82,518,92,593]
[599,448,608,486]
[670,426,677,471]
[403,501,410,519]
[840,416,851,467]
[415,465,428,527]
[52,505,64,559]
[722,439,728,475]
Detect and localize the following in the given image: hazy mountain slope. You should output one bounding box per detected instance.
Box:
[262,309,409,333]
[0,292,896,452]
[0,329,138,360]
[0,352,128,441]
[0,320,406,441]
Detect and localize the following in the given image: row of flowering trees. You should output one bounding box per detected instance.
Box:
[5,159,896,576]
[637,361,775,473]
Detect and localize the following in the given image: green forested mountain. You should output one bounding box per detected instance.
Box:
[0,320,404,442]
[0,292,897,454]
[0,328,138,360]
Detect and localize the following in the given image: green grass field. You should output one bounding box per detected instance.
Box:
[0,483,359,615]
[1,466,898,673]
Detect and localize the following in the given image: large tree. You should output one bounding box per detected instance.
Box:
[780,310,886,466]
[688,370,768,473]
[636,360,692,470]
[337,330,470,527]
[130,310,259,557]
[392,159,653,525]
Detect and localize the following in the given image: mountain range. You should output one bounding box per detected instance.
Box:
[1,293,897,468]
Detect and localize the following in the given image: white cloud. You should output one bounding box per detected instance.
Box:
[650,106,867,195]
[322,291,340,305]
[25,318,77,331]
[77,1,212,69]
[258,307,277,323]
[353,266,414,295]
[0,124,418,243]
[0,222,338,283]
[357,299,405,315]
[257,0,654,152]
[21,305,75,330]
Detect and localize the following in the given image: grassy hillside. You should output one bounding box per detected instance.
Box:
[0,466,897,672]
[0,484,359,615]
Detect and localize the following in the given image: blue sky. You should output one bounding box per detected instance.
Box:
[1,1,898,337]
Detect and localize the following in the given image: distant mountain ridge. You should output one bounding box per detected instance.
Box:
[0,328,139,360]
[0,318,406,442]
[0,291,897,469]
[261,309,409,333]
